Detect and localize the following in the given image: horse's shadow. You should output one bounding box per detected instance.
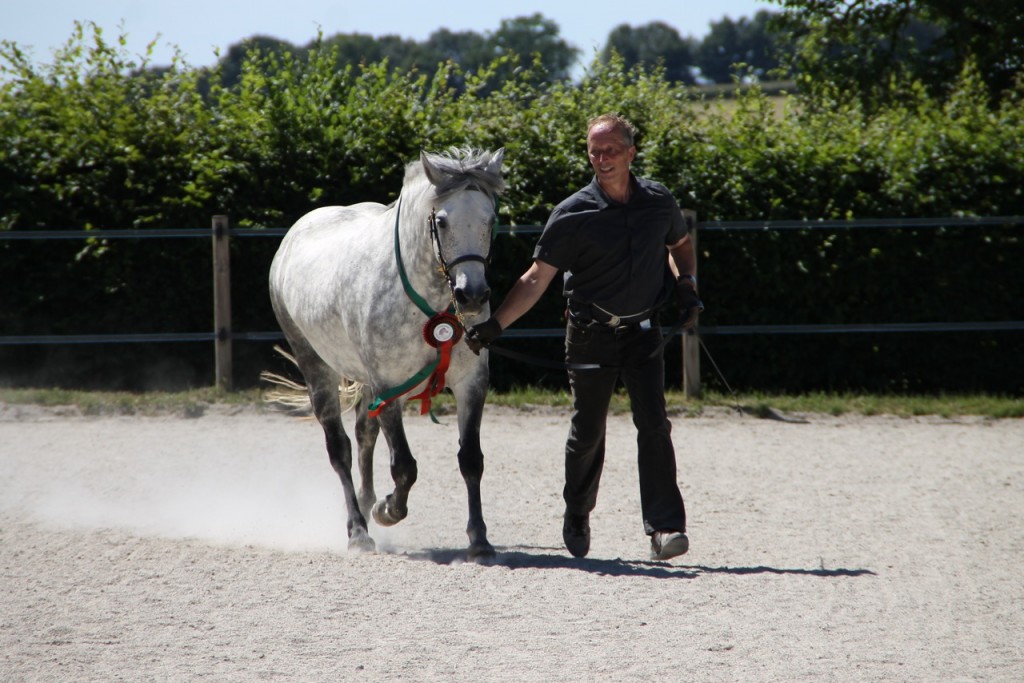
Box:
[398,545,876,580]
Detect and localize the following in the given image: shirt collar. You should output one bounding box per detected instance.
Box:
[587,173,639,208]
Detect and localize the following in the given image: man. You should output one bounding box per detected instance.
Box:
[466,113,702,561]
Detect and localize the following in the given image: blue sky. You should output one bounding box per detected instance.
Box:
[3,0,777,71]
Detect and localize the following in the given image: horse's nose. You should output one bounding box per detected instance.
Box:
[454,284,491,312]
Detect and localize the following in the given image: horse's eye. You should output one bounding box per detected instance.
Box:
[436,216,449,229]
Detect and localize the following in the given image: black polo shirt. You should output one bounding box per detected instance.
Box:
[534,174,688,319]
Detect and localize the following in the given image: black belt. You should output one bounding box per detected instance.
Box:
[487,306,690,370]
[568,312,653,335]
[567,302,653,327]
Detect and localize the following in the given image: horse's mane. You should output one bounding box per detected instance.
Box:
[405,147,505,198]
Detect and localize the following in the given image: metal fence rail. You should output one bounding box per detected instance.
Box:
[3,215,1022,392]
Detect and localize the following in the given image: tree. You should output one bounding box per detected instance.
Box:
[210,14,579,93]
[320,32,426,72]
[770,0,1024,103]
[921,1,1024,96]
[422,28,491,68]
[601,22,697,84]
[488,14,580,82]
[696,10,789,83]
[214,36,300,88]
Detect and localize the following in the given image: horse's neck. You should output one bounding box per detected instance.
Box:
[396,191,449,308]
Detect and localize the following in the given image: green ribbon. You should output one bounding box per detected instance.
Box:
[394,196,439,318]
[367,196,445,421]
[366,360,439,419]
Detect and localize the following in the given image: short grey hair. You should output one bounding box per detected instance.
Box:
[587,113,636,147]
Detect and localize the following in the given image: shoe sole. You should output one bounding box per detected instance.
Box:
[651,533,689,560]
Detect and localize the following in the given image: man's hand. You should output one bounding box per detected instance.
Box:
[676,276,704,329]
[465,317,503,355]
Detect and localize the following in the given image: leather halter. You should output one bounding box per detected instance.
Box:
[427,184,496,288]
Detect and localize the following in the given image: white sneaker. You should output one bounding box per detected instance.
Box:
[650,531,689,560]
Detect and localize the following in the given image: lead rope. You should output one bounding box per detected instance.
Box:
[697,334,809,423]
[695,334,743,416]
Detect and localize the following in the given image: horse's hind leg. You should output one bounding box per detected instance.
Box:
[311,371,375,552]
[354,394,379,520]
[370,402,418,527]
[283,334,374,552]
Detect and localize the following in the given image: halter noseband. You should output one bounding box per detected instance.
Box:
[428,207,493,288]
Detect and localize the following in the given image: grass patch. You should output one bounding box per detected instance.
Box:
[666,390,1024,419]
[0,386,264,417]
[1,386,1020,419]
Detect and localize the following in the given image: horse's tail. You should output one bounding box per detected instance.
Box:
[260,345,364,414]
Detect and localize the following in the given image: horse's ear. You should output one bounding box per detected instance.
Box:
[421,151,444,187]
[488,148,505,176]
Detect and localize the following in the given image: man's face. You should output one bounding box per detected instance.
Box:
[587,123,635,185]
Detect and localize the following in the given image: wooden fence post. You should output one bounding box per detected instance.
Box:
[212,215,233,391]
[681,209,701,398]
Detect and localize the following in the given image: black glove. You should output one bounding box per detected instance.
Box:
[465,317,503,355]
[676,276,704,329]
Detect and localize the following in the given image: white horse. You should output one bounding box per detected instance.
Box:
[269,148,505,560]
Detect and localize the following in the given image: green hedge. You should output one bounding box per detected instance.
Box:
[1,29,1021,393]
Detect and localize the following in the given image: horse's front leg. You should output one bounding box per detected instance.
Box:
[354,394,380,520]
[371,401,417,527]
[454,376,495,561]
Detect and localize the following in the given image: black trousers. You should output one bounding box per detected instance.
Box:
[563,318,687,535]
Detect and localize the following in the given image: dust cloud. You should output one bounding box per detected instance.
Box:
[0,412,418,553]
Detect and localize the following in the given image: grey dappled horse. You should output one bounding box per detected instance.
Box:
[269,148,505,560]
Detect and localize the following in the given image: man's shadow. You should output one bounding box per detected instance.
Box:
[400,545,876,580]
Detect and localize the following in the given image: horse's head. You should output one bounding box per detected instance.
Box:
[421,148,505,317]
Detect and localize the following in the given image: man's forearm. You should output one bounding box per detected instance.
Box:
[493,261,558,329]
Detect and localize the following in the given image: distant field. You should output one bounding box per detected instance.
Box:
[688,81,795,119]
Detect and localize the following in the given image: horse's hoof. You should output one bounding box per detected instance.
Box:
[467,541,496,563]
[348,531,376,553]
[357,494,376,521]
[371,497,406,527]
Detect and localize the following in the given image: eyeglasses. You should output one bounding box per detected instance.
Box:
[588,145,629,161]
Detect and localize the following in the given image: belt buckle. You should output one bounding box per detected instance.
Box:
[611,317,650,335]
